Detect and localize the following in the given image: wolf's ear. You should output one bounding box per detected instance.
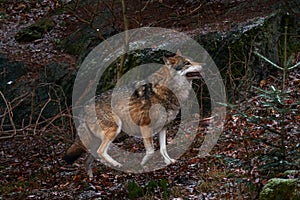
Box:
[176,49,182,56]
[163,56,170,65]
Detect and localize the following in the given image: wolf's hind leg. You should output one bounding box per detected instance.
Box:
[85,154,94,179]
[140,126,154,165]
[159,129,175,165]
[97,136,122,167]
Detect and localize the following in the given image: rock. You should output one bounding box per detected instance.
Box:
[15,17,55,43]
[0,55,32,129]
[0,55,75,129]
[57,25,94,60]
[70,10,300,100]
[57,1,117,63]
[35,62,75,119]
[259,178,300,200]
[40,62,73,84]
[195,10,300,98]
[0,55,28,88]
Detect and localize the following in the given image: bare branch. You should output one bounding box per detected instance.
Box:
[0,91,16,140]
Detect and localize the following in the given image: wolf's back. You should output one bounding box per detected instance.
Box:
[63,136,86,164]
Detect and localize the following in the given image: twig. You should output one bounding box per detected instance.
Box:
[0,91,16,140]
[189,2,204,15]
[118,0,129,80]
[0,92,29,119]
[141,0,151,12]
[33,83,72,134]
[1,82,75,139]
[101,0,117,22]
[41,112,73,133]
[33,94,52,135]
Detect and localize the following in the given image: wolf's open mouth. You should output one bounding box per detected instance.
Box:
[185,72,201,78]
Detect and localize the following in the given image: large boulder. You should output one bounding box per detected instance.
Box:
[195,10,300,99]
[0,55,31,129]
[0,56,74,129]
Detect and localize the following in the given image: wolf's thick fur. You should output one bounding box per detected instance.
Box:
[64,50,203,178]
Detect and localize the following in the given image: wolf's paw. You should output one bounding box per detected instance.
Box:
[140,158,148,166]
[111,160,122,168]
[87,170,94,180]
[114,162,122,168]
[97,157,122,168]
[140,152,154,166]
[164,158,176,165]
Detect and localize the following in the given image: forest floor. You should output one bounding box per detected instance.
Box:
[0,0,299,199]
[1,66,299,199]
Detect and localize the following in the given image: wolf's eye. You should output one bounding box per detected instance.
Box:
[175,63,184,70]
[184,61,191,66]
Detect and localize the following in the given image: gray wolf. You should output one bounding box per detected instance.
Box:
[64,50,204,178]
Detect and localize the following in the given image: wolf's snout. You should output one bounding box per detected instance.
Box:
[184,63,205,79]
[186,71,201,78]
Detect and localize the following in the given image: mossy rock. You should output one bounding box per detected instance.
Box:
[15,17,55,43]
[58,25,94,59]
[259,178,300,200]
[283,170,300,178]
[195,10,300,100]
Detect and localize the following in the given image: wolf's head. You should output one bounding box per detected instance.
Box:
[163,50,204,80]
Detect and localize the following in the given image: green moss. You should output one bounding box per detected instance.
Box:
[259,178,300,200]
[127,181,144,199]
[283,170,300,178]
[58,27,92,56]
[15,17,55,43]
[126,179,170,199]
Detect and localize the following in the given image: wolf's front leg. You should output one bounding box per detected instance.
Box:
[97,137,122,167]
[159,129,175,165]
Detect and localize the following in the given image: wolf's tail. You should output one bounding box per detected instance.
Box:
[63,136,86,164]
